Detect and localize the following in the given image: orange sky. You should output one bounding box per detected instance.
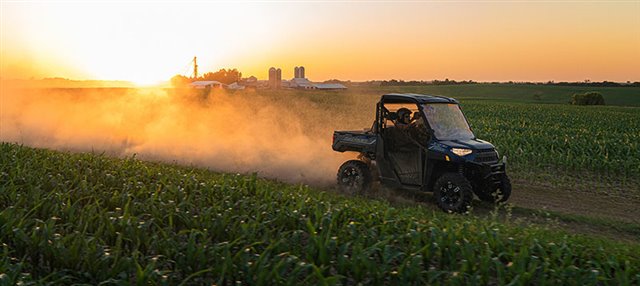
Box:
[1,1,639,84]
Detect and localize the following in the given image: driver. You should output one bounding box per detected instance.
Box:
[395,108,413,129]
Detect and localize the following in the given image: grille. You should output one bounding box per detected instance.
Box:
[474,149,499,163]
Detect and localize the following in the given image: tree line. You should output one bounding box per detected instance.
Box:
[379,79,640,87]
[171,68,242,87]
[380,79,477,86]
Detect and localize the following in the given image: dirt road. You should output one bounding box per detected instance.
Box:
[349,178,640,243]
[511,179,640,224]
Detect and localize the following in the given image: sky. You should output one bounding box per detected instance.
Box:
[1,1,639,84]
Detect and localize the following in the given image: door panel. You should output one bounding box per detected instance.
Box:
[382,127,422,185]
[388,149,421,185]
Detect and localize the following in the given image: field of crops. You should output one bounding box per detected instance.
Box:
[463,102,640,179]
[1,143,639,284]
[354,84,640,106]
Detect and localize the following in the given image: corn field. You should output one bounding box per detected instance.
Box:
[463,102,640,179]
[1,143,638,284]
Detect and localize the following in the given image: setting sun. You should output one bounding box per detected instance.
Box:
[2,2,282,83]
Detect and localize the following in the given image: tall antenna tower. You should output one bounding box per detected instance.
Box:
[193,56,198,79]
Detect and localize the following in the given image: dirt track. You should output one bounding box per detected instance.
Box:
[511,179,640,224]
[355,178,640,243]
[378,179,640,225]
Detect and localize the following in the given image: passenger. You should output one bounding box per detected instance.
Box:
[410,111,422,128]
[409,112,430,143]
[398,109,430,145]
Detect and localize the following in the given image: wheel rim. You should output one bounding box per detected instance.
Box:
[340,167,362,191]
[440,180,462,207]
[493,189,503,200]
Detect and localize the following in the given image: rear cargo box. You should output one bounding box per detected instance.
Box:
[332,131,377,154]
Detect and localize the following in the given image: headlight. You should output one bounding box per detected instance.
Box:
[451,148,472,156]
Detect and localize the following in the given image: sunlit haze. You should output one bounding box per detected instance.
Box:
[2,1,639,83]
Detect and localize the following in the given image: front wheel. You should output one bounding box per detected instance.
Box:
[433,173,473,213]
[336,160,372,196]
[475,175,512,203]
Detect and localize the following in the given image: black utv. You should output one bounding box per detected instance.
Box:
[332,93,511,213]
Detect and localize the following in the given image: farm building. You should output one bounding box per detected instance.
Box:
[226,82,245,90]
[189,80,245,90]
[288,78,316,89]
[287,66,347,90]
[190,81,224,89]
[314,83,348,90]
[287,78,347,90]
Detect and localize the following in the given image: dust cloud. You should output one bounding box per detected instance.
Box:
[0,84,377,185]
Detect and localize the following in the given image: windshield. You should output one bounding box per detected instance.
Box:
[422,103,474,140]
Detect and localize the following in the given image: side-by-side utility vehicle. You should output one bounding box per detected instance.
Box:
[332,93,511,213]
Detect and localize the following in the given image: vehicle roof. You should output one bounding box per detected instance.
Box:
[381,93,458,104]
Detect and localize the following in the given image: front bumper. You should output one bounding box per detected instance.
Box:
[465,156,507,182]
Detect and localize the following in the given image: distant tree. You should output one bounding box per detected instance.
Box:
[571,91,605,106]
[200,68,242,84]
[170,75,191,87]
[381,78,476,86]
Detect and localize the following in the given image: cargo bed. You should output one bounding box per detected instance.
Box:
[332,130,377,155]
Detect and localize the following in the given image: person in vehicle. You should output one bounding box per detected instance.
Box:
[409,111,430,143]
[395,108,413,129]
[394,108,430,145]
[387,108,414,150]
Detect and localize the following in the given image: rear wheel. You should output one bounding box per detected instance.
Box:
[475,175,512,203]
[433,173,473,213]
[337,160,372,196]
